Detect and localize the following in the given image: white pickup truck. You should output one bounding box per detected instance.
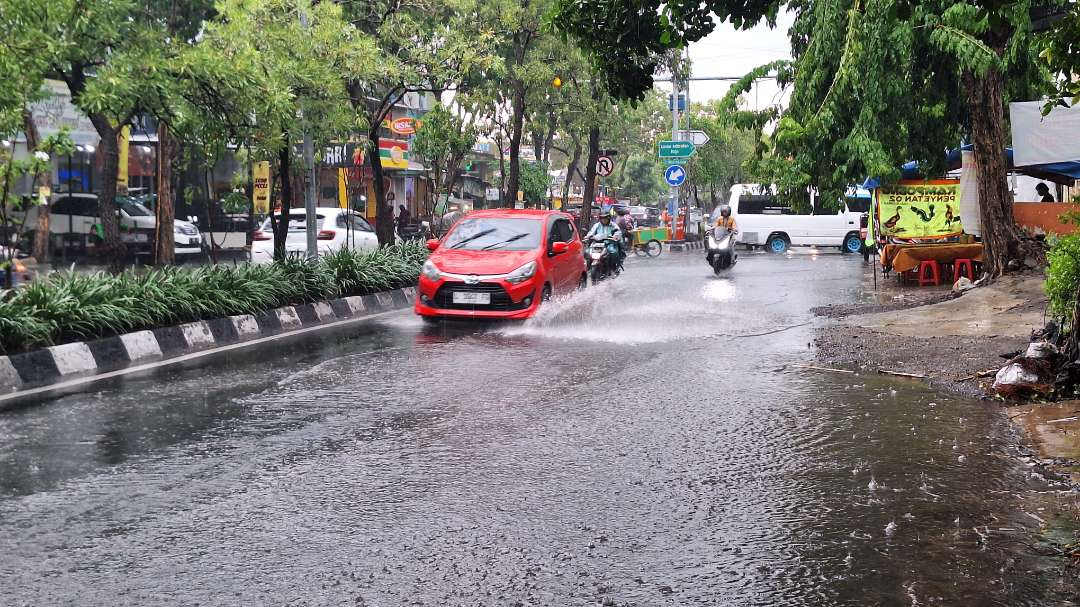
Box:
[721,184,869,254]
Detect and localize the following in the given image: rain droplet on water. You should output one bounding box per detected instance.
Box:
[885,520,898,536]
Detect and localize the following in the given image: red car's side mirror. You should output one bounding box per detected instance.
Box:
[425,238,440,251]
[550,241,570,255]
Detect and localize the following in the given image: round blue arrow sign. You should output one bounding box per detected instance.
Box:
[664,164,687,187]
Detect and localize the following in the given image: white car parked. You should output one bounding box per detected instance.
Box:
[722,184,866,254]
[24,193,202,256]
[251,207,379,263]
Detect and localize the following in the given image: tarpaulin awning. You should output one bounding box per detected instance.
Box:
[862,144,1080,189]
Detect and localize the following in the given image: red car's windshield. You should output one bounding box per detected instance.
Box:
[443,218,543,251]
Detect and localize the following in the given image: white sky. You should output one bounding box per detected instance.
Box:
[660,9,796,109]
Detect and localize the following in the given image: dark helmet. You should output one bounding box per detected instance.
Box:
[720,205,732,218]
[616,207,629,216]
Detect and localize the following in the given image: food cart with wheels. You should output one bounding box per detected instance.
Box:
[630,227,668,257]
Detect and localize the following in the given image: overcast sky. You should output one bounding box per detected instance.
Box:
[662,10,797,109]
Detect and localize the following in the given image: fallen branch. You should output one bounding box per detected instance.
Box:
[793,364,856,375]
[1046,416,1080,424]
[878,369,927,379]
[956,369,999,382]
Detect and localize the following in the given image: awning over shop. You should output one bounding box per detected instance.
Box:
[862,144,1080,189]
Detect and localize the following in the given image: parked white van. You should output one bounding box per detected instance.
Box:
[720,184,867,254]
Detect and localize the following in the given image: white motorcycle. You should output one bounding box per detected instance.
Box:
[705,227,737,274]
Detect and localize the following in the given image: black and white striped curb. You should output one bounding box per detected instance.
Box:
[668,240,704,251]
[0,286,416,396]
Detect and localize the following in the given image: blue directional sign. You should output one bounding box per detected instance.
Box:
[664,164,687,187]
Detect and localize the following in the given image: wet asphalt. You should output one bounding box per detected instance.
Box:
[0,248,1074,606]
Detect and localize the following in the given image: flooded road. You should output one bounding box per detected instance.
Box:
[0,250,1076,605]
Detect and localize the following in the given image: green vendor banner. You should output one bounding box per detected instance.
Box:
[877,180,963,239]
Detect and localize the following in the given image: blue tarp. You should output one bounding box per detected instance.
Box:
[862,144,1080,189]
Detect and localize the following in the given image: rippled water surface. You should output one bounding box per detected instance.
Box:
[0,251,1075,605]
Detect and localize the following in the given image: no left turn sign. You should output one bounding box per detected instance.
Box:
[596,155,615,177]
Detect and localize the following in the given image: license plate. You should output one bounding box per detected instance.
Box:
[453,291,490,305]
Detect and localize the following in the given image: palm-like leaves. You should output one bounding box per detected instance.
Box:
[0,243,427,353]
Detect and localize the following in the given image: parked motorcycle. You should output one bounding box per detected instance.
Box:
[585,235,620,283]
[705,227,737,274]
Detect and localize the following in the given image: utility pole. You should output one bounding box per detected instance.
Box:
[299,4,318,260]
[670,83,680,241]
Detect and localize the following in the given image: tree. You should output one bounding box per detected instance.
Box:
[343,0,496,245]
[685,102,757,210]
[615,154,664,203]
[555,0,1047,277]
[411,104,478,219]
[518,160,551,206]
[162,0,370,260]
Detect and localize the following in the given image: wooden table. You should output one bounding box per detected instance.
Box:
[880,243,984,274]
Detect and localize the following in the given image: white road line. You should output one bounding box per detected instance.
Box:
[0,307,410,405]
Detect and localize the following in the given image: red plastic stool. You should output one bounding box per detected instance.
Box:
[953,258,974,283]
[917,260,940,286]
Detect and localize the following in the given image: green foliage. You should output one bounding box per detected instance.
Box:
[0,244,428,353]
[519,160,551,204]
[615,154,664,203]
[412,105,478,214]
[1038,4,1080,108]
[1046,234,1080,319]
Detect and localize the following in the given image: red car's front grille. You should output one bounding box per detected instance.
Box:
[431,282,531,312]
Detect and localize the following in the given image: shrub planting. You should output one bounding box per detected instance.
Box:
[0,244,427,353]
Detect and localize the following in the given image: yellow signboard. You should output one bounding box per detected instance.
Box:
[252,161,271,214]
[877,180,963,239]
[117,125,130,192]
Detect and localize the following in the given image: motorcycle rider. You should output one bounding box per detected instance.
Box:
[707,205,738,265]
[615,208,636,265]
[585,213,622,274]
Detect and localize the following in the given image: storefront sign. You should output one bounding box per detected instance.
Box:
[252,161,271,214]
[29,80,99,145]
[390,117,417,135]
[117,126,131,192]
[379,139,409,170]
[877,180,963,239]
[322,143,365,168]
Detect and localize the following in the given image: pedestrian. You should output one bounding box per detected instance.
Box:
[1036,182,1055,203]
[396,204,411,239]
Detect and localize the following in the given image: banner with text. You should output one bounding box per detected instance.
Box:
[252,161,270,214]
[876,180,963,239]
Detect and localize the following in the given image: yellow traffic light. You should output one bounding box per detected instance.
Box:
[552,76,563,88]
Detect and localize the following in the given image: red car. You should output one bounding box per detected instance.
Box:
[415,209,586,320]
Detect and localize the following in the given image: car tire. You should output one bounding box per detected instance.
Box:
[842,232,862,254]
[542,285,552,303]
[766,234,789,254]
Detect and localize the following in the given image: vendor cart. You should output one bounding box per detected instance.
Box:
[630,227,667,257]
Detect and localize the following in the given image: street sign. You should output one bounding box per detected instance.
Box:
[664,164,687,187]
[665,157,688,166]
[677,130,711,146]
[596,155,615,177]
[658,140,695,158]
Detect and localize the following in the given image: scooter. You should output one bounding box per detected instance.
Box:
[705,227,737,274]
[585,235,620,283]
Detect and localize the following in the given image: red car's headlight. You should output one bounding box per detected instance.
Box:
[505,261,537,284]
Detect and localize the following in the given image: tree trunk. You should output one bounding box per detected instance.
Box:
[964,66,1022,278]
[154,122,176,266]
[562,139,581,213]
[272,142,292,261]
[542,116,556,165]
[368,128,394,246]
[88,115,125,272]
[580,125,601,234]
[23,109,50,263]
[504,82,526,208]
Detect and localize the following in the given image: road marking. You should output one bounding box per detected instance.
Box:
[0,307,410,406]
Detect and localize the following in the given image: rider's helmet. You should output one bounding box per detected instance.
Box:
[720,205,732,218]
[616,207,628,216]
[599,213,611,222]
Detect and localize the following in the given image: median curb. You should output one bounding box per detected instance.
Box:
[668,240,704,251]
[0,286,417,398]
